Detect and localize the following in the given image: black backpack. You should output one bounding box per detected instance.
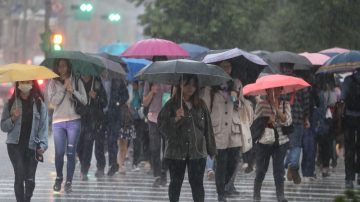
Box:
[345,76,360,111]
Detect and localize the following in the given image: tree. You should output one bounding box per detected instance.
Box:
[130,0,360,52]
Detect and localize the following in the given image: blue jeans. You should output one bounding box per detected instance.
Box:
[285,124,303,170]
[301,128,316,177]
[206,156,214,171]
[53,119,81,182]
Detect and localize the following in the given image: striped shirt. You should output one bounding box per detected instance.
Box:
[283,88,310,125]
[255,100,292,145]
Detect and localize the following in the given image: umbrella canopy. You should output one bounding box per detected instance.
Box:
[299,52,330,66]
[121,38,189,59]
[180,43,209,59]
[135,59,232,86]
[316,51,360,74]
[265,51,312,71]
[318,47,350,57]
[0,63,59,83]
[122,58,151,81]
[88,54,127,78]
[202,48,268,85]
[243,74,310,96]
[96,52,128,72]
[99,42,129,55]
[251,50,271,58]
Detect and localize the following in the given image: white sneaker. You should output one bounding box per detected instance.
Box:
[132,165,140,172]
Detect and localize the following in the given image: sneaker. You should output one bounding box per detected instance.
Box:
[107,164,119,176]
[132,165,140,172]
[345,180,354,189]
[80,172,88,181]
[53,177,63,192]
[322,172,330,178]
[64,181,72,193]
[144,161,151,173]
[152,177,161,188]
[207,170,215,180]
[95,169,105,178]
[218,195,227,202]
[303,176,317,182]
[286,167,293,181]
[245,166,254,174]
[160,176,167,187]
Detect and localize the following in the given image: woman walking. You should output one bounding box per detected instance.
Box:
[253,87,292,202]
[1,80,48,202]
[158,74,216,202]
[47,59,87,193]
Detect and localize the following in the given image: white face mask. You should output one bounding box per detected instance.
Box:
[18,84,33,93]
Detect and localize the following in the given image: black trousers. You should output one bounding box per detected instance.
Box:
[215,147,240,197]
[255,143,288,185]
[344,115,360,180]
[7,144,38,202]
[167,158,206,202]
[133,119,149,166]
[317,133,333,168]
[149,122,167,178]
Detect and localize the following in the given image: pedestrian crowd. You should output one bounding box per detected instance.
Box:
[1,50,360,202]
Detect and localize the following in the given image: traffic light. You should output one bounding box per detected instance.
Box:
[72,2,93,21]
[40,31,52,56]
[79,3,93,12]
[108,13,121,22]
[51,33,63,51]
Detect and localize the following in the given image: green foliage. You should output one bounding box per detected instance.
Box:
[129,0,360,52]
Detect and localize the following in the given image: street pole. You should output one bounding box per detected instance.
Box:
[44,0,51,57]
[21,0,29,63]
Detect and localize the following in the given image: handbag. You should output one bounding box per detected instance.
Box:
[250,116,269,142]
[258,127,276,145]
[281,101,294,135]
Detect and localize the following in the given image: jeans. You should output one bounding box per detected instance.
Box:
[149,122,163,177]
[285,124,303,170]
[7,144,38,202]
[344,115,360,180]
[206,156,214,171]
[301,128,316,177]
[215,147,240,197]
[255,143,289,185]
[167,158,206,202]
[53,119,81,182]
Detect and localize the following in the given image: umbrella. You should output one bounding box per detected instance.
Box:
[135,59,232,87]
[299,52,330,66]
[316,51,360,74]
[0,63,59,83]
[265,51,312,71]
[88,54,127,78]
[122,58,151,81]
[41,51,125,77]
[251,50,271,58]
[179,43,209,59]
[243,74,310,96]
[99,42,129,55]
[96,52,128,72]
[202,48,268,85]
[318,47,350,57]
[121,38,189,59]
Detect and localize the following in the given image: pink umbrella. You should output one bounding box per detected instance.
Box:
[243,74,310,96]
[299,52,330,66]
[319,47,350,54]
[121,38,189,59]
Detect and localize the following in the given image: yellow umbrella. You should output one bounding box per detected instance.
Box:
[0,63,59,83]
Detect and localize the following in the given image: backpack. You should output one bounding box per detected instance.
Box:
[345,76,360,111]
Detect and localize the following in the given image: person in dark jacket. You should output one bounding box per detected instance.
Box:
[1,80,48,202]
[77,75,107,180]
[158,74,217,202]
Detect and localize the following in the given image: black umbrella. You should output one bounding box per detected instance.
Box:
[95,52,128,72]
[265,51,312,71]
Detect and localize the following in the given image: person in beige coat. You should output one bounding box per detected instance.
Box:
[202,61,247,202]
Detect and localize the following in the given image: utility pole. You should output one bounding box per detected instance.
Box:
[21,0,29,63]
[41,0,52,57]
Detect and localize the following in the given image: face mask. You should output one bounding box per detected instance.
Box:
[18,84,33,93]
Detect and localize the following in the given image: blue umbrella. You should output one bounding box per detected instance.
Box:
[180,43,209,59]
[316,51,360,74]
[99,43,129,55]
[122,58,151,81]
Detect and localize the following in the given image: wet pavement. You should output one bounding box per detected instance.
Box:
[0,128,356,201]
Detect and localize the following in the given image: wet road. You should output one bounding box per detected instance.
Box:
[0,123,355,201]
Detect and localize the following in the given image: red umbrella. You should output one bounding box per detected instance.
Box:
[243,74,310,96]
[299,52,330,66]
[121,38,189,59]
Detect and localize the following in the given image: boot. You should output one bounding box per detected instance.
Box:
[275,182,288,202]
[253,181,262,201]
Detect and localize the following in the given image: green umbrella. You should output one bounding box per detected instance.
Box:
[41,51,107,76]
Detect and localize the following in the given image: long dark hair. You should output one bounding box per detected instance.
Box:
[174,74,204,109]
[8,81,44,112]
[53,58,72,81]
